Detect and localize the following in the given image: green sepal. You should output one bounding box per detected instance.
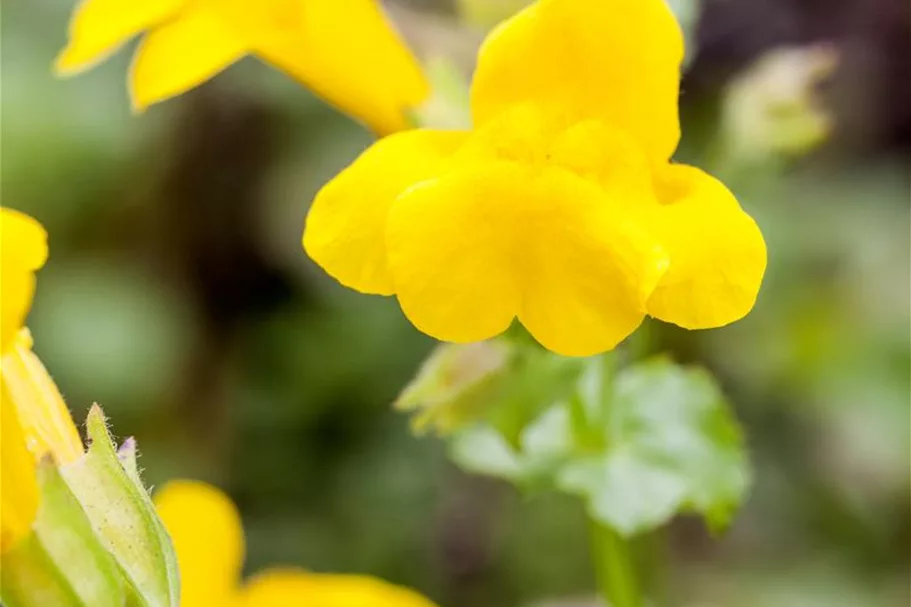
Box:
[396,341,513,435]
[0,460,126,607]
[396,337,587,443]
[60,405,180,607]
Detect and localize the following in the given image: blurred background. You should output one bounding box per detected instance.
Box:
[2,0,909,605]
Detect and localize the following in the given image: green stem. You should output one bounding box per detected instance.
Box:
[586,351,641,606]
[591,520,642,607]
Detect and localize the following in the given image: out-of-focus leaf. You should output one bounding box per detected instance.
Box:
[486,344,589,446]
[449,357,750,536]
[561,358,750,535]
[450,425,523,478]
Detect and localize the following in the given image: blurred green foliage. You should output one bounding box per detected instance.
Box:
[448,355,749,536]
[2,1,909,606]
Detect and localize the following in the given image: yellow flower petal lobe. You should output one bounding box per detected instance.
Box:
[514,168,668,357]
[386,161,668,356]
[471,0,684,163]
[385,166,524,345]
[304,129,467,295]
[238,569,438,607]
[154,480,244,607]
[55,0,182,74]
[646,164,767,328]
[255,0,429,134]
[129,9,247,111]
[1,209,47,353]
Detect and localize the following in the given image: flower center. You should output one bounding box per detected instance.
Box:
[459,103,658,208]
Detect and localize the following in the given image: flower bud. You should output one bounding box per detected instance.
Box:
[1,405,179,606]
[396,340,513,435]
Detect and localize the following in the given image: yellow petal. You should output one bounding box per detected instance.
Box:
[154,481,244,607]
[646,164,767,328]
[0,389,39,553]
[1,329,84,466]
[386,163,668,356]
[304,129,467,295]
[516,172,668,357]
[55,0,181,74]
[470,0,685,163]
[238,569,438,607]
[1,209,47,353]
[129,9,247,111]
[254,0,429,134]
[385,166,522,345]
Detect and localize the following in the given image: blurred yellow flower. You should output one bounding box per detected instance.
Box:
[303,0,767,357]
[0,208,83,552]
[154,480,439,607]
[1,209,47,353]
[55,0,429,134]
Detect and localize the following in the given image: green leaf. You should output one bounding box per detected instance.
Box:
[563,358,749,535]
[449,356,750,537]
[487,345,589,446]
[61,405,180,607]
[450,426,524,479]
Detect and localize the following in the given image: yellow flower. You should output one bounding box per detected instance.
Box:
[303,0,767,357]
[55,0,429,134]
[154,480,439,607]
[0,208,84,552]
